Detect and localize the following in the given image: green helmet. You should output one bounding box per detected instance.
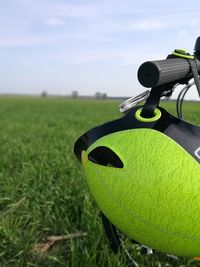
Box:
[74,104,200,257]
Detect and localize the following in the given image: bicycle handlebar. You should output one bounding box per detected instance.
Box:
[137,58,200,88]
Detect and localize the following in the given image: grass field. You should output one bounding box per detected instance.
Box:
[0,96,199,267]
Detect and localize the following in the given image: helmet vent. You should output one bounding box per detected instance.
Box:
[88,146,123,168]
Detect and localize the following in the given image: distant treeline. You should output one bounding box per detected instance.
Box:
[0,91,199,102]
[41,90,199,101]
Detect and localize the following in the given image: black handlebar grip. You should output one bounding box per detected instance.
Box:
[137,58,200,88]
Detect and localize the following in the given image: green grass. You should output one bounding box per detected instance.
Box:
[0,96,199,267]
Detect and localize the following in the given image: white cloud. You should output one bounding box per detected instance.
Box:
[22,1,100,19]
[191,18,199,26]
[46,18,65,27]
[131,19,170,30]
[70,50,165,66]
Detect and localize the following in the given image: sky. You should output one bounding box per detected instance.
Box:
[0,0,200,99]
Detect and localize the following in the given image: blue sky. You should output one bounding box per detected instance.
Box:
[0,0,200,98]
